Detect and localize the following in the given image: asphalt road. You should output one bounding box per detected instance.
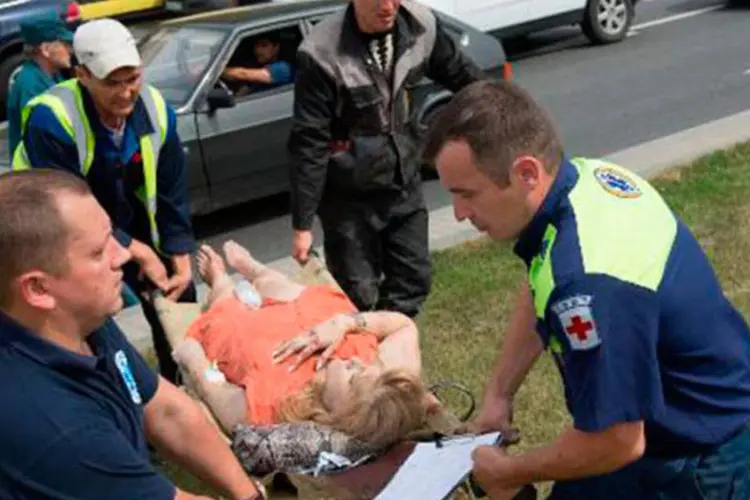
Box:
[192,0,750,264]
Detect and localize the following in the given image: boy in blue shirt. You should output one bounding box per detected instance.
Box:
[222,33,294,94]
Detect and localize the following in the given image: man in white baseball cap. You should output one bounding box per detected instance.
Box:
[13,17,200,391]
[74,17,142,78]
[73,18,144,117]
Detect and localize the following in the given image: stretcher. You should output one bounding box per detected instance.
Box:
[150,253,534,500]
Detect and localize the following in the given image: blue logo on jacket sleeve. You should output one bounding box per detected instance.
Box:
[594,166,641,198]
[114,350,143,405]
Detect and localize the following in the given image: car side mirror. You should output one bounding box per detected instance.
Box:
[206,85,235,112]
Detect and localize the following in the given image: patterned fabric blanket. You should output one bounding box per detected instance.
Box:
[231,421,377,477]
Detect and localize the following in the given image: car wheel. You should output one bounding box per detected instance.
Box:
[0,51,24,122]
[581,0,634,44]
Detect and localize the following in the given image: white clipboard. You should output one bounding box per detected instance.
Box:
[375,432,502,500]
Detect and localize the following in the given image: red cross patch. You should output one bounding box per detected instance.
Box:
[550,295,602,351]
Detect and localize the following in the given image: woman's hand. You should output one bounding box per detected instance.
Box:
[272,314,353,371]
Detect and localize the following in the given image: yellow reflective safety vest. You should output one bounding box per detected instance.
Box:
[12,79,169,253]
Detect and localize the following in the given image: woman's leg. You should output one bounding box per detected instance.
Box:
[197,245,235,309]
[172,337,248,434]
[223,240,305,302]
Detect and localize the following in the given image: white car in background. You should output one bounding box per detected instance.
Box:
[420,0,638,44]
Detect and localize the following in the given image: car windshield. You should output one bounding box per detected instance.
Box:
[138,26,227,108]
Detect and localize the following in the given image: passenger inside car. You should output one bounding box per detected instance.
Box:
[221,31,295,96]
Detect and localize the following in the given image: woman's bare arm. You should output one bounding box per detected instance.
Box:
[173,339,248,434]
[337,311,415,340]
[331,312,422,374]
[273,311,422,373]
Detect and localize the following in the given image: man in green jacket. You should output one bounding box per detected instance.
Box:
[6,17,73,162]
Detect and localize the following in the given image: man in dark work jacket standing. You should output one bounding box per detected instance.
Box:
[289,0,485,318]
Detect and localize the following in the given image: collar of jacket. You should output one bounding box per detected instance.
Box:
[76,80,157,141]
[339,3,426,61]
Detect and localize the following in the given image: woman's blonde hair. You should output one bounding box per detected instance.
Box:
[277,367,429,450]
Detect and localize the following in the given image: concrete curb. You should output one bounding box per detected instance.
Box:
[116,109,750,353]
[605,109,750,180]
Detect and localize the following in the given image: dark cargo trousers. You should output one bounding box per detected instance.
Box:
[318,186,432,318]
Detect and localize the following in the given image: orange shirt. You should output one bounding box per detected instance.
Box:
[186,285,379,425]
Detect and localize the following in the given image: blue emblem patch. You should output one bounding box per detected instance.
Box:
[114,350,143,405]
[594,166,641,198]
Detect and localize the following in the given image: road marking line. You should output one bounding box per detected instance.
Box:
[631,5,723,31]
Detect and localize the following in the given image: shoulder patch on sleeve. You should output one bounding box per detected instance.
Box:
[114,350,143,405]
[551,295,602,351]
[593,166,642,199]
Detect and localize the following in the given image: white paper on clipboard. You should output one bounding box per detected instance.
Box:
[375,431,502,500]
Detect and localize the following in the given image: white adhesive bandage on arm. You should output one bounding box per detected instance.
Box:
[204,361,227,384]
[234,279,262,308]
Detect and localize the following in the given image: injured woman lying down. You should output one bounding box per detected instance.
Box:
[171,241,438,454]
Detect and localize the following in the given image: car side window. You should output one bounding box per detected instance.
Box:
[216,25,303,101]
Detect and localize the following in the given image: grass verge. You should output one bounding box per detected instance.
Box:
[162,141,750,498]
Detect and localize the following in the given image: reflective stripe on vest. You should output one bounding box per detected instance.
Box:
[12,80,169,252]
[527,156,678,320]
